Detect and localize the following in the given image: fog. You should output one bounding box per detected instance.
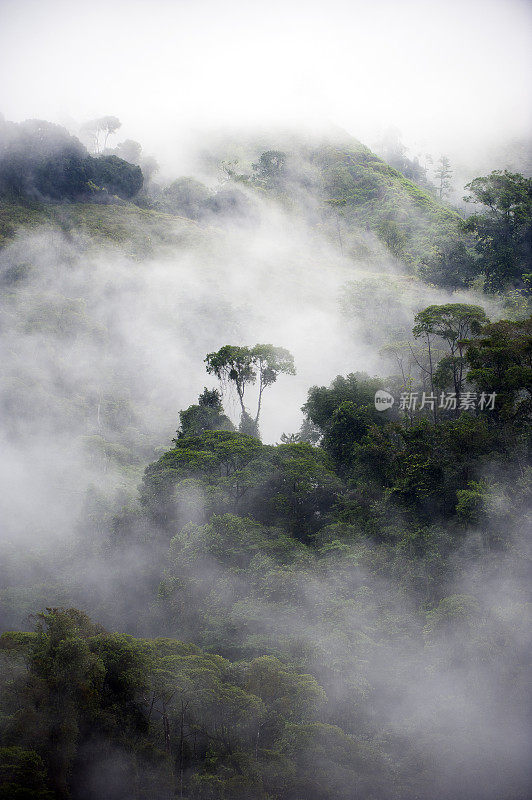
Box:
[0,178,506,555]
[1,0,531,171]
[0,2,530,798]
[1,175,527,798]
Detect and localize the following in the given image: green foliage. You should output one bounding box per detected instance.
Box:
[412,303,488,345]
[385,415,496,518]
[0,116,143,202]
[143,430,262,499]
[300,363,515,532]
[277,722,389,800]
[88,154,143,199]
[413,303,489,402]
[455,481,489,525]
[376,217,407,256]
[211,134,475,287]
[463,170,532,290]
[142,431,339,538]
[2,129,532,800]
[266,442,341,536]
[465,316,532,420]
[157,176,211,219]
[0,118,89,201]
[251,150,287,189]
[0,747,53,799]
[313,141,467,281]
[0,609,355,800]
[205,345,257,406]
[424,594,481,638]
[303,373,385,434]
[4,609,147,797]
[0,200,203,258]
[205,344,295,434]
[419,238,477,288]
[322,401,376,471]
[176,388,235,439]
[239,409,260,437]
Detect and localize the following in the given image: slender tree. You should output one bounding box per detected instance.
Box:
[80,115,121,154]
[434,155,453,200]
[413,303,489,411]
[205,344,295,435]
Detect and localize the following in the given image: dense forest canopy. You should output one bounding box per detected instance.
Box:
[0,117,143,202]
[0,99,530,800]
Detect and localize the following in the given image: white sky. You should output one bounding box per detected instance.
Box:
[0,0,531,161]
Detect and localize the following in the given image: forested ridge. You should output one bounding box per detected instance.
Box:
[0,114,531,799]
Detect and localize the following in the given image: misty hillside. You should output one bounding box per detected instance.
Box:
[198,130,466,277]
[1,125,469,287]
[0,201,204,255]
[0,109,531,800]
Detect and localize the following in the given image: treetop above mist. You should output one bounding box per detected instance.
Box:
[205,344,296,437]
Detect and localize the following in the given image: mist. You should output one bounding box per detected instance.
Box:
[0,1,531,798]
[0,179,503,555]
[1,0,531,170]
[1,168,527,797]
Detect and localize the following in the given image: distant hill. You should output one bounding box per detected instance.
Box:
[0,125,476,288]
[311,139,465,268]
[188,128,475,286]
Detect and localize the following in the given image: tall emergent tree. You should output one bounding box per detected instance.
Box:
[205,344,295,436]
[413,304,489,411]
[434,155,453,200]
[81,115,122,154]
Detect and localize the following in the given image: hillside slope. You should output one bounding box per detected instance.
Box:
[189,129,472,285]
[0,125,474,289]
[0,201,204,256]
[312,140,465,271]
